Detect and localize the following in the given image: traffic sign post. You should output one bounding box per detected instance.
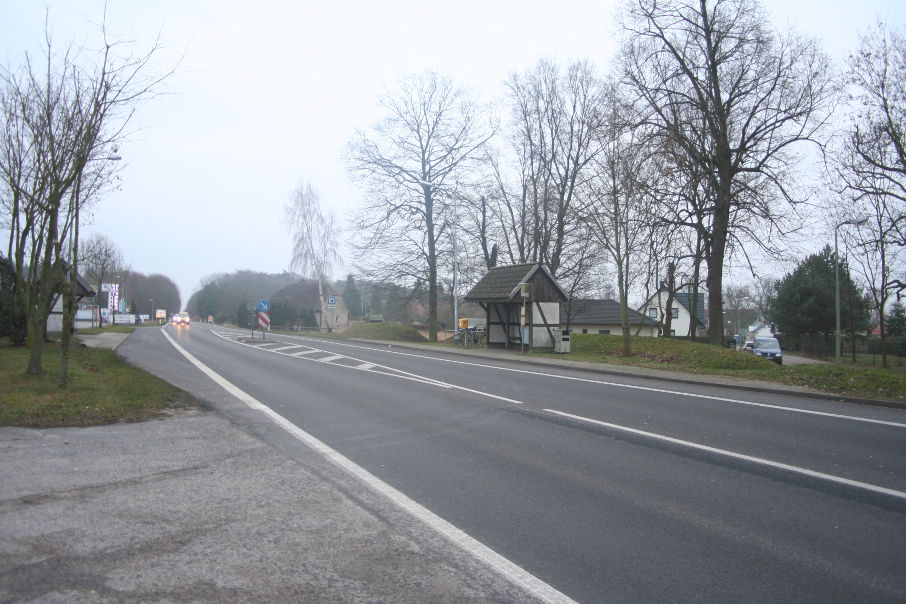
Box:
[258,311,270,338]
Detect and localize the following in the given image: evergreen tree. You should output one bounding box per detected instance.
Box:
[236,302,251,328]
[0,255,27,345]
[342,274,362,320]
[887,302,906,337]
[769,246,871,343]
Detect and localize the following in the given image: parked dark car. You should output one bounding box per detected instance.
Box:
[751,336,782,364]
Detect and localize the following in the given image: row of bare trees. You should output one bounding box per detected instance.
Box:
[829,23,906,367]
[348,0,884,353]
[0,17,171,382]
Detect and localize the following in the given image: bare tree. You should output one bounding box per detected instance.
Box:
[79,233,125,304]
[619,0,836,345]
[838,196,904,368]
[480,59,605,283]
[834,22,906,299]
[347,72,494,341]
[723,284,754,338]
[284,178,341,331]
[0,14,172,379]
[579,87,657,355]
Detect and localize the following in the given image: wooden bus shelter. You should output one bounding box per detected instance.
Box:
[463,263,568,350]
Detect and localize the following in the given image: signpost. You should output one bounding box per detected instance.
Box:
[520,282,529,353]
[256,300,270,339]
[327,295,336,309]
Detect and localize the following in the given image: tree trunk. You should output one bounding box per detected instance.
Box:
[424,185,438,342]
[617,258,632,356]
[707,179,732,347]
[662,262,676,337]
[27,215,62,375]
[879,314,888,369]
[317,277,331,333]
[59,270,74,387]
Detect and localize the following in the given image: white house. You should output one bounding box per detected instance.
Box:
[643,290,707,337]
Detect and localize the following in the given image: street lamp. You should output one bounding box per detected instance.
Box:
[835,217,869,363]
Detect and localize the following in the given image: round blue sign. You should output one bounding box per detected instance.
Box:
[257,299,270,312]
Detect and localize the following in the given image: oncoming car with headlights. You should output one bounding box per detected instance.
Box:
[172,311,191,326]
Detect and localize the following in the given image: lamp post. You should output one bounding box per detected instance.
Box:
[835,217,869,363]
[150,298,155,324]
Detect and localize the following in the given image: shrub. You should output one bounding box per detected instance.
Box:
[0,255,26,346]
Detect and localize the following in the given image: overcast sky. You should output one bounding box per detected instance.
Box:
[2,0,904,307]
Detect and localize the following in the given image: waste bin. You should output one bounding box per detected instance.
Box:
[553,328,571,354]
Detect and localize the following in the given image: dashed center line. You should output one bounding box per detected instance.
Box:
[320,354,345,362]
[291,349,319,356]
[545,408,906,502]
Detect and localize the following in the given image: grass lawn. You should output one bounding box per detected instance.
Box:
[835,352,906,372]
[547,334,906,404]
[0,337,199,427]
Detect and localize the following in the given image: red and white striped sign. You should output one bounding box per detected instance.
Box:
[257,311,270,330]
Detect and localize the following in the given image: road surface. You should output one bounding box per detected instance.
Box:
[125,323,906,603]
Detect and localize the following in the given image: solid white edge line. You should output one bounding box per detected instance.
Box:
[159,329,575,604]
[544,408,906,502]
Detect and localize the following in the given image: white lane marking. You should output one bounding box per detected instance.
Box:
[356,363,376,370]
[545,409,906,502]
[210,330,453,389]
[269,345,303,352]
[160,329,575,604]
[320,354,345,363]
[209,329,527,401]
[248,334,906,430]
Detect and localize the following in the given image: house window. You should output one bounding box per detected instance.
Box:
[670,329,676,336]
[648,307,658,319]
[671,307,679,319]
[598,329,610,335]
[582,328,588,334]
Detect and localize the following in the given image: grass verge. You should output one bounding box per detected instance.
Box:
[292,322,428,343]
[0,339,199,427]
[552,334,906,403]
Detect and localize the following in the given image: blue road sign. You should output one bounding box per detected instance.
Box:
[257,299,270,312]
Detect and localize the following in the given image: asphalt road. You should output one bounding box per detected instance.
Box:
[127,323,906,603]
